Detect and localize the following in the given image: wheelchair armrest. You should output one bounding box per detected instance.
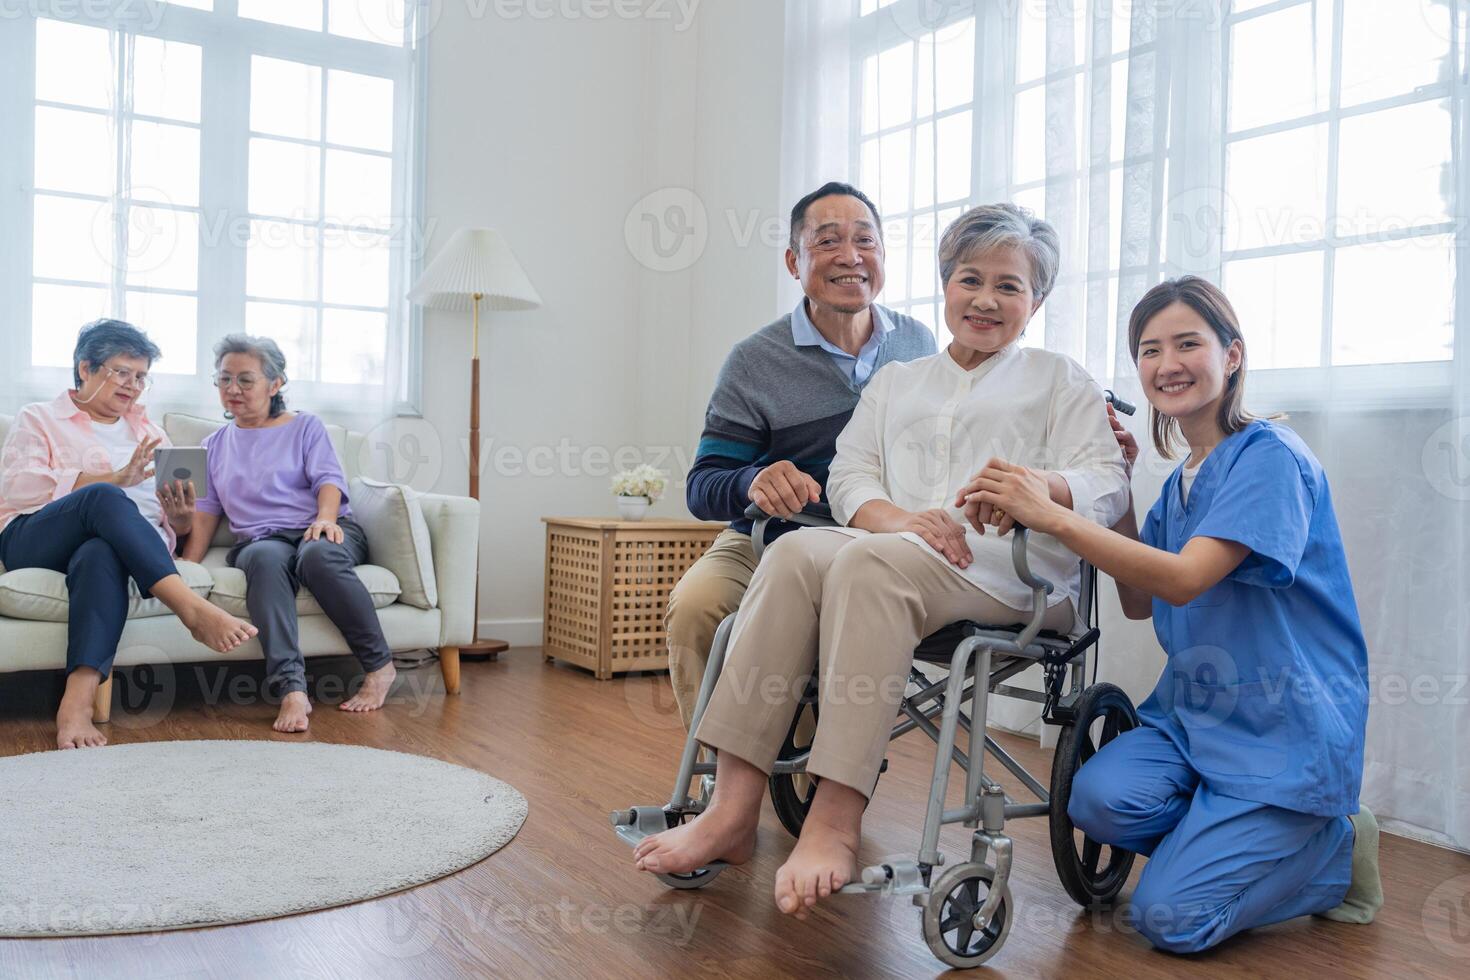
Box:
[744,502,837,565]
[1009,524,1056,650]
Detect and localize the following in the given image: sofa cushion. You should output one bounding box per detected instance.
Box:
[162,411,227,448]
[206,563,401,617]
[0,561,214,623]
[348,478,438,610]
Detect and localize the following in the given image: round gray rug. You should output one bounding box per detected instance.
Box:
[0,740,528,937]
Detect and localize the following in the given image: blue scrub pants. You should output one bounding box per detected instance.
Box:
[1068,724,1353,953]
[0,483,180,681]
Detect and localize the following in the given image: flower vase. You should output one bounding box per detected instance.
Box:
[617,495,651,521]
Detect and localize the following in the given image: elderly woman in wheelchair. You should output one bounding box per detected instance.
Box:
[619,204,1132,962]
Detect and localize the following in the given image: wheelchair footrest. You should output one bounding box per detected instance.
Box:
[609,805,726,870]
[838,861,930,898]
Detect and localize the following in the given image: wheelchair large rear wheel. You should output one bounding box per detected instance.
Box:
[768,695,819,837]
[1048,682,1139,907]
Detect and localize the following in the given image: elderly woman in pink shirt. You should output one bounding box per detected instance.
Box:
[0,320,257,750]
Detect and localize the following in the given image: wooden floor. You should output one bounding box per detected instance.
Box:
[1,649,1466,979]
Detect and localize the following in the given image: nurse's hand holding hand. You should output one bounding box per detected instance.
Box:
[958,460,1063,537]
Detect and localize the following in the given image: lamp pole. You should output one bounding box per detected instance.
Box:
[463,291,507,661]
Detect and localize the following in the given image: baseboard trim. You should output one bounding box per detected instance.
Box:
[476,618,543,649]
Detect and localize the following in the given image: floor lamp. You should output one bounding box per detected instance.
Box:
[409,228,542,661]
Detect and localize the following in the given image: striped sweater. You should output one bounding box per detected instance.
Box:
[686,307,937,540]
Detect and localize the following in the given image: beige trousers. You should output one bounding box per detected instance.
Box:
[694,529,1075,798]
[664,529,757,729]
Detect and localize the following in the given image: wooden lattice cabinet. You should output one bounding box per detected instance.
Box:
[541,517,724,679]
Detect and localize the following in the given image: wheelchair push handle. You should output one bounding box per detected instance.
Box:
[1104,389,1137,416]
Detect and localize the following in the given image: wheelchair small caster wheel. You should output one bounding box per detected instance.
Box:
[647,808,726,890]
[656,864,725,890]
[922,863,1012,969]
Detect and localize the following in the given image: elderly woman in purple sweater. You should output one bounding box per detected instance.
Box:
[178,335,394,732]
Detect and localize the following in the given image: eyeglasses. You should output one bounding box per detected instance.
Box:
[103,366,153,390]
[214,373,262,392]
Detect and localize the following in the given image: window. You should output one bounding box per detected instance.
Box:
[1221,0,1455,371]
[31,19,205,376]
[1007,0,1140,370]
[0,1,424,417]
[856,10,975,341]
[849,0,1461,396]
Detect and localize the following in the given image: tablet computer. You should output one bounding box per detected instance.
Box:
[154,447,208,498]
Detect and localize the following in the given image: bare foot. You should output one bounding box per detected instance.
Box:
[633,802,758,875]
[273,691,312,733]
[56,697,107,749]
[181,600,257,653]
[773,817,861,918]
[340,662,396,712]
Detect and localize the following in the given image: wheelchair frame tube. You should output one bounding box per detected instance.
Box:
[920,635,997,865]
[668,612,735,810]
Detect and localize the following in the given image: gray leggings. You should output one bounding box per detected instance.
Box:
[227,518,392,696]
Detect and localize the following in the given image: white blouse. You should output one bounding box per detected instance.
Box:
[824,343,1130,615]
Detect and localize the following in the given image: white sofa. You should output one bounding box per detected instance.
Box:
[0,411,480,719]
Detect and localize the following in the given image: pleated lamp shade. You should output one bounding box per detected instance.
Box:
[408,228,542,312]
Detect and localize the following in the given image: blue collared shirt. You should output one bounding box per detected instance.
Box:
[790,299,894,386]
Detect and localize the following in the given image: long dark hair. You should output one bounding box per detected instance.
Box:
[1127,276,1273,459]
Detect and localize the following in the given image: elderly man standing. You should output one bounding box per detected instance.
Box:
[665,182,937,729]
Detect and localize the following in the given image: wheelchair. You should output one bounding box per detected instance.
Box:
[613,441,1140,969]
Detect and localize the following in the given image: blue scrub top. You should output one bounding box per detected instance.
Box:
[1137,420,1368,817]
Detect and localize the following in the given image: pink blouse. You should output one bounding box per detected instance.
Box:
[0,391,175,551]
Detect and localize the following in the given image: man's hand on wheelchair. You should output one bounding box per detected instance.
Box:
[748,460,823,519]
[956,458,1058,536]
[900,509,972,569]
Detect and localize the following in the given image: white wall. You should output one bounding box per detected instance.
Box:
[418,0,787,643]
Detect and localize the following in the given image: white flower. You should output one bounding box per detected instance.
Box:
[610,464,667,502]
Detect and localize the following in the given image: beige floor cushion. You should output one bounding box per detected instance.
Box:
[0,561,213,623]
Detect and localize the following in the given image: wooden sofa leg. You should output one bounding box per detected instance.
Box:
[439,647,462,695]
[93,675,114,724]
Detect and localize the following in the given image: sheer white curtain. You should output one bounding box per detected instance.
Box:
[781,0,1469,850]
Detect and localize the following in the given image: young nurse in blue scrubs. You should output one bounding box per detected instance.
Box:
[962,276,1381,953]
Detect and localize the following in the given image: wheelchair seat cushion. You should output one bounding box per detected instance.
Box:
[913,620,1075,662]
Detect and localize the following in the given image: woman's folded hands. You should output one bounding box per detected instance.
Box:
[897,508,973,568]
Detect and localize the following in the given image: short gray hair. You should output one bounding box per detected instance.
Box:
[73,319,161,389]
[214,333,288,418]
[938,203,1061,302]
